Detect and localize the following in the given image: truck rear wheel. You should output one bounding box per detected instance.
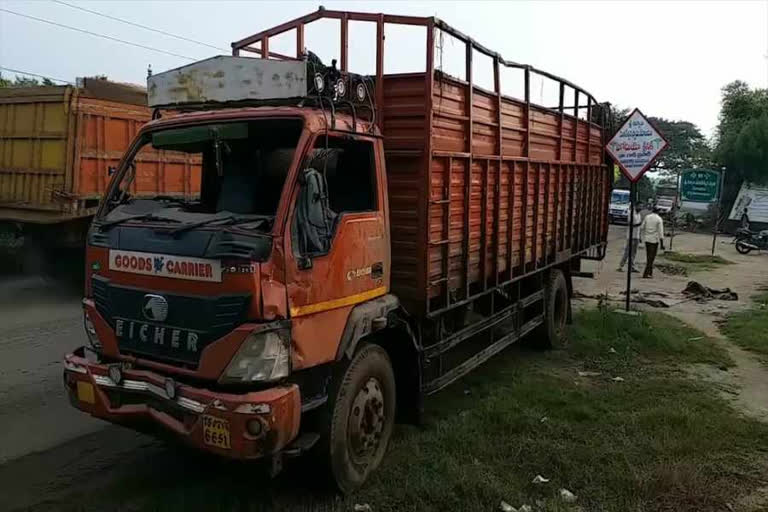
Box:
[326,343,396,493]
[535,269,569,349]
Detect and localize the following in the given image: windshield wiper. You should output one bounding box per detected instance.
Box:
[169,215,269,235]
[97,213,180,230]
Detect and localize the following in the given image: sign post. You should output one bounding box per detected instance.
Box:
[605,109,669,312]
[712,170,725,255]
[680,169,722,255]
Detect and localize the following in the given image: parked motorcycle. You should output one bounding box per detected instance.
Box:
[734,227,754,243]
[735,230,768,254]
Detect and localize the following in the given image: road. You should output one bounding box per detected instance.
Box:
[0,277,160,510]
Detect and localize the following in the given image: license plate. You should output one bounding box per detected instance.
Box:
[202,415,231,449]
[77,381,95,404]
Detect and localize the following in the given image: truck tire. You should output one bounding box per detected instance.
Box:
[325,343,396,493]
[535,269,569,349]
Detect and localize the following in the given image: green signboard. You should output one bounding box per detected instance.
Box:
[680,169,720,203]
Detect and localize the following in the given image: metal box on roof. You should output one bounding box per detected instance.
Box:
[147,56,308,108]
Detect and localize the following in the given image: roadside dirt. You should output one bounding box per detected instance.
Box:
[578,226,768,510]
[578,226,768,422]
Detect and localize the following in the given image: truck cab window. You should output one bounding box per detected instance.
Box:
[104,119,302,231]
[308,138,377,213]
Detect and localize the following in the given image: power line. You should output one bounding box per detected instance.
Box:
[0,66,73,85]
[51,0,227,52]
[0,7,196,61]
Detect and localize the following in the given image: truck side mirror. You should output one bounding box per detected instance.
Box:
[292,167,336,264]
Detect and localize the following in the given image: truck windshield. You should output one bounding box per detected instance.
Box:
[101,119,303,231]
[611,191,630,204]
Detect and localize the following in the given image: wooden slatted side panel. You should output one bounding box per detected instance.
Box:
[382,73,427,313]
[425,72,607,304]
[75,97,202,201]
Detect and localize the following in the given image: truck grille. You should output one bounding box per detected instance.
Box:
[91,275,250,367]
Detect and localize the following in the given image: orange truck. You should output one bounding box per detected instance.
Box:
[0,78,199,271]
[63,8,611,491]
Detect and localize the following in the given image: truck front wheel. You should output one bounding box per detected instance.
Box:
[327,343,396,493]
[535,269,570,349]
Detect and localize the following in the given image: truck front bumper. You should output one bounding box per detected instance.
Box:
[63,347,301,460]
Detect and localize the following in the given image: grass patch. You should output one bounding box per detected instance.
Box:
[660,251,733,274]
[721,291,768,363]
[568,308,733,371]
[57,310,766,512]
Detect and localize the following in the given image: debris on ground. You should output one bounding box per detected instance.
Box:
[609,347,618,354]
[518,505,533,512]
[499,501,516,512]
[687,336,703,342]
[573,291,611,301]
[540,416,548,423]
[354,505,372,512]
[578,371,602,377]
[655,262,688,276]
[559,488,578,503]
[532,474,550,484]
[682,281,738,301]
[612,376,625,382]
[620,289,670,298]
[619,289,673,308]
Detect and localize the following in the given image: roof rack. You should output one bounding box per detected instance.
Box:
[230,7,603,132]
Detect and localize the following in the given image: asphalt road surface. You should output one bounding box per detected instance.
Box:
[0,276,159,510]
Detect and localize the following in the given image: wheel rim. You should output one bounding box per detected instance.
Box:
[347,377,386,465]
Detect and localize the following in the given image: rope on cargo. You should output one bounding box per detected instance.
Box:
[0,7,197,61]
[51,0,228,53]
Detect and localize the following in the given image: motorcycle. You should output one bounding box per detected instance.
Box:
[735,230,768,254]
[734,226,754,243]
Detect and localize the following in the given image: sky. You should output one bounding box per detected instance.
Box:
[2,0,766,138]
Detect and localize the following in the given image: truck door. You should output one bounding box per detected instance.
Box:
[284,135,389,369]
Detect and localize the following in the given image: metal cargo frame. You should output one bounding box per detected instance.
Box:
[232,8,611,320]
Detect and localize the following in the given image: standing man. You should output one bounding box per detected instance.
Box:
[741,208,750,230]
[617,204,642,273]
[640,206,665,278]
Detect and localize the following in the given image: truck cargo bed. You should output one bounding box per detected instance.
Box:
[383,71,609,316]
[0,80,200,224]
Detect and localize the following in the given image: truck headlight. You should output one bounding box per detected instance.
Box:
[221,329,290,383]
[83,310,102,349]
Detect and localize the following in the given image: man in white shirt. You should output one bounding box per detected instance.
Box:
[640,207,665,278]
[617,205,642,273]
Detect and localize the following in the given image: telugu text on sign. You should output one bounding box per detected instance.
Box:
[680,169,720,203]
[605,109,668,182]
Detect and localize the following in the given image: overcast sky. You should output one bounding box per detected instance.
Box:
[2,0,766,137]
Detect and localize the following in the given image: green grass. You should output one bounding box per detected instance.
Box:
[57,310,768,512]
[659,252,733,274]
[721,291,768,363]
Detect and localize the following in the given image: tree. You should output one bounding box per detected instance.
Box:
[0,74,56,88]
[715,80,768,185]
[646,117,712,175]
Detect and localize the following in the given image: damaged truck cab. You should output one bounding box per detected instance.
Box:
[65,106,399,482]
[64,8,612,492]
